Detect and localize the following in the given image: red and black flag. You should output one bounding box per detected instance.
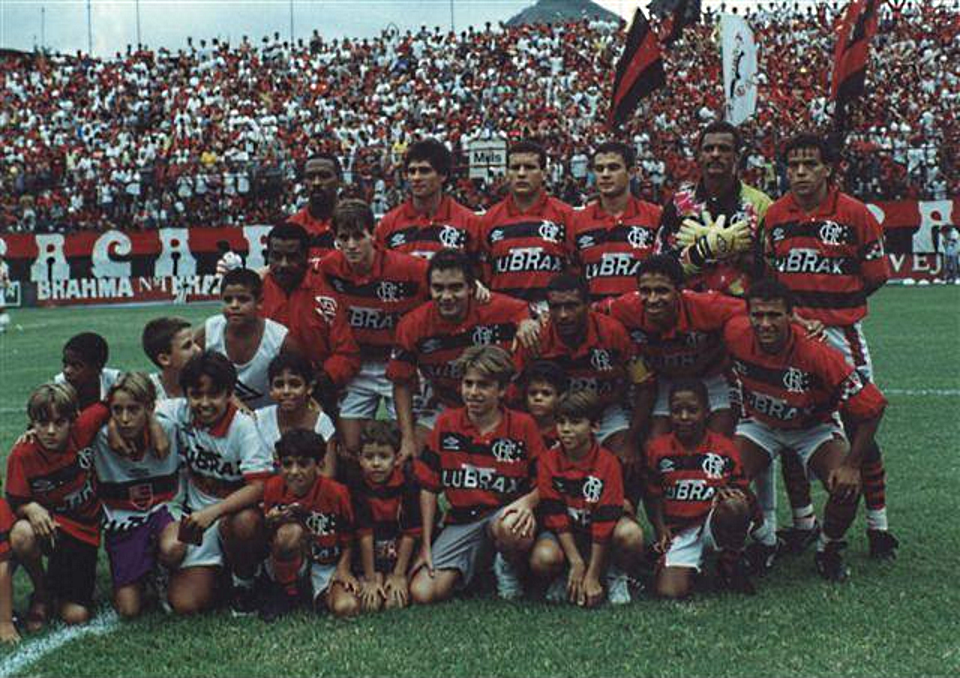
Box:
[608,8,666,129]
[651,0,701,47]
[830,0,882,103]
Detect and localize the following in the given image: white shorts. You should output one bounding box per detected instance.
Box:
[663,511,717,572]
[180,517,224,569]
[653,373,733,417]
[597,403,630,444]
[428,507,504,589]
[735,416,847,472]
[341,361,396,420]
[824,323,874,381]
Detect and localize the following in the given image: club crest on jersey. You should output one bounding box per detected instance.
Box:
[377,281,401,302]
[819,220,847,246]
[782,367,809,394]
[304,511,335,536]
[538,221,563,243]
[438,225,464,249]
[472,325,495,346]
[701,453,726,480]
[77,446,94,470]
[627,226,652,249]
[590,348,613,371]
[314,294,338,323]
[129,483,154,511]
[389,232,406,248]
[490,438,523,463]
[582,475,604,503]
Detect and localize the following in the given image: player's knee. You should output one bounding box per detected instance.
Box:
[329,590,360,618]
[409,572,438,605]
[612,518,644,554]
[271,522,305,557]
[59,602,91,626]
[114,592,142,620]
[222,508,264,543]
[10,520,37,556]
[529,540,564,578]
[655,571,693,600]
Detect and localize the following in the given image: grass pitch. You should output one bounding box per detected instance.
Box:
[0,287,957,677]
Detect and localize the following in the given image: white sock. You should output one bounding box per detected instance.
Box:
[232,573,254,589]
[792,504,817,530]
[751,519,778,547]
[866,508,888,531]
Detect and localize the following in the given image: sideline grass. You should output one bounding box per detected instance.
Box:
[0,287,957,677]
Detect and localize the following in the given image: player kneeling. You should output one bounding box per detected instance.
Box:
[530,390,644,607]
[258,429,360,621]
[646,379,756,599]
[412,346,543,604]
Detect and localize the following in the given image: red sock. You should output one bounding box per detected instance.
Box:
[861,458,886,512]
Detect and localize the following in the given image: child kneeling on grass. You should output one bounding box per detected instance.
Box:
[258,429,360,621]
[530,389,644,607]
[352,420,421,612]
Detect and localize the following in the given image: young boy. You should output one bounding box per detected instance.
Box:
[6,383,110,629]
[0,498,16,643]
[54,332,122,409]
[530,390,644,607]
[352,420,421,611]
[412,345,543,604]
[195,268,292,410]
[519,360,568,449]
[645,379,756,598]
[156,350,273,616]
[258,429,360,621]
[142,317,200,400]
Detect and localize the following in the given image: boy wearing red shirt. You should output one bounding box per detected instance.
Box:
[412,346,543,604]
[530,390,644,607]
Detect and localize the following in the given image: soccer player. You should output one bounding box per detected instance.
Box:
[142,317,201,400]
[6,383,110,629]
[411,346,543,603]
[375,139,479,259]
[530,390,643,607]
[726,280,888,581]
[655,121,772,297]
[54,332,122,410]
[568,141,662,302]
[475,139,574,312]
[92,373,180,618]
[387,248,531,462]
[196,268,292,410]
[317,199,429,459]
[762,132,898,559]
[260,222,361,398]
[645,379,755,599]
[351,421,421,612]
[518,360,569,449]
[157,351,273,615]
[0,496,16,643]
[288,153,342,263]
[258,429,360,621]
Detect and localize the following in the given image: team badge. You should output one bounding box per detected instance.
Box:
[377,281,401,302]
[77,446,94,470]
[627,226,651,249]
[840,371,864,400]
[438,225,463,249]
[538,221,562,244]
[314,294,338,323]
[782,367,809,394]
[701,453,726,480]
[582,475,604,503]
[818,220,846,246]
[490,438,522,462]
[590,349,613,371]
[472,325,495,346]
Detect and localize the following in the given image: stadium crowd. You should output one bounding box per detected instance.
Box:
[1,1,957,234]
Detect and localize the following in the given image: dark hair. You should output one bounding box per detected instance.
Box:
[546,272,589,302]
[637,254,684,288]
[405,139,452,178]
[697,121,743,154]
[142,317,192,367]
[332,199,375,236]
[508,139,547,170]
[275,428,325,462]
[360,420,401,451]
[520,360,570,395]
[746,278,795,313]
[221,268,263,299]
[668,377,708,409]
[427,248,476,288]
[593,141,636,168]
[268,350,315,383]
[556,389,603,424]
[267,221,311,254]
[782,131,835,165]
[305,153,343,179]
[64,332,109,369]
[179,350,237,394]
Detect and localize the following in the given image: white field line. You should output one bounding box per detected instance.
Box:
[883,388,960,396]
[0,609,119,677]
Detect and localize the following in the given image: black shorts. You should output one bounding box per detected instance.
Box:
[46,530,98,608]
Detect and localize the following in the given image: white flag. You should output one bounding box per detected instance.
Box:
[721,14,757,125]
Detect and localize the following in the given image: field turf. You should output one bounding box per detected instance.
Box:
[0,286,957,677]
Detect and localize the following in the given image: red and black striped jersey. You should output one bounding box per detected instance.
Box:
[261,269,361,387]
[602,290,745,379]
[763,188,889,326]
[538,443,624,543]
[263,474,353,566]
[387,293,530,407]
[350,464,422,544]
[318,249,429,362]
[724,314,887,429]
[288,207,337,264]
[416,407,543,524]
[515,310,635,408]
[5,404,110,546]
[375,196,479,259]
[645,430,747,530]
[569,197,662,301]
[476,191,574,303]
